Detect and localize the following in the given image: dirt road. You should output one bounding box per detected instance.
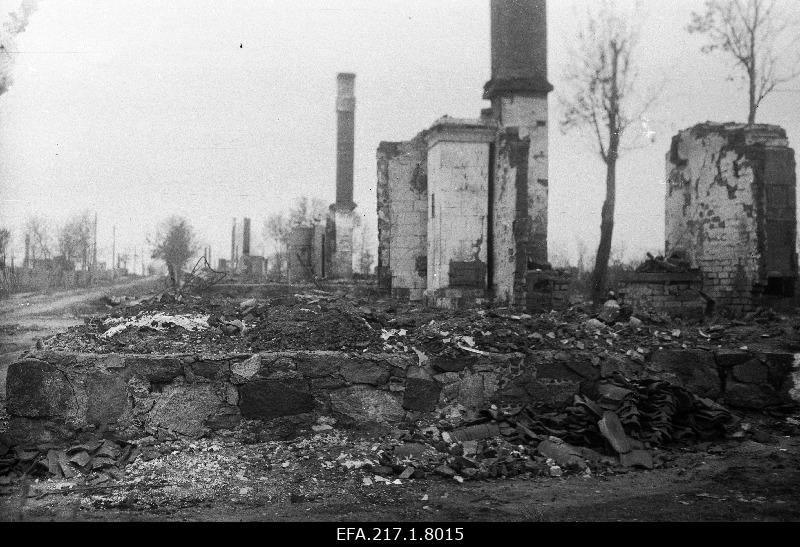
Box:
[0,277,162,397]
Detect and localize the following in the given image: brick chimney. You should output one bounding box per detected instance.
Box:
[483,0,552,101]
[336,73,356,210]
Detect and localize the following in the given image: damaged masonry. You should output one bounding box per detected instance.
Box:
[2,0,800,524]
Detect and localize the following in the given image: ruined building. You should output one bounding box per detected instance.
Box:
[287,73,359,283]
[665,123,797,312]
[377,0,552,308]
[230,217,251,272]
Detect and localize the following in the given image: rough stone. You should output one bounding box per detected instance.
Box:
[231,355,261,384]
[403,366,442,411]
[620,449,654,469]
[291,352,342,378]
[123,357,182,383]
[525,378,580,407]
[147,383,223,438]
[600,354,644,379]
[599,300,621,323]
[430,355,472,373]
[340,361,390,386]
[7,359,77,418]
[84,371,130,425]
[239,378,314,420]
[329,385,405,424]
[648,349,721,398]
[536,439,587,470]
[456,375,485,408]
[598,411,632,454]
[6,416,76,445]
[189,360,229,381]
[434,372,461,384]
[714,349,752,369]
[731,359,769,384]
[724,382,786,409]
[206,404,242,430]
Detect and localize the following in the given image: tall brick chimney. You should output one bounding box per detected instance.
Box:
[335,73,356,210]
[483,0,552,101]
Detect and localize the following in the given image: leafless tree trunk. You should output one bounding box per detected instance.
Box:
[560,3,656,303]
[689,0,800,125]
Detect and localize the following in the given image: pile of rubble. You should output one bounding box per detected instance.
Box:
[40,289,799,360]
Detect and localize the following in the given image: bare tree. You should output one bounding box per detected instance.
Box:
[151,216,198,288]
[23,216,52,264]
[57,211,93,270]
[689,0,800,124]
[560,2,656,303]
[263,213,290,279]
[288,196,327,228]
[0,228,10,268]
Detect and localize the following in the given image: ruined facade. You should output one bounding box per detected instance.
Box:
[666,123,797,312]
[377,0,552,308]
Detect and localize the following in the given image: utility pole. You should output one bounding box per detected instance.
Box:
[112,225,116,279]
[92,212,98,282]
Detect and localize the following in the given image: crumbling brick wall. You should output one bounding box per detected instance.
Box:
[525,271,570,312]
[666,123,797,312]
[325,207,355,280]
[376,136,429,301]
[494,128,532,306]
[618,272,705,320]
[492,94,549,268]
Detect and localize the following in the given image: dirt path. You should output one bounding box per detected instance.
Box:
[0,277,161,323]
[0,277,162,398]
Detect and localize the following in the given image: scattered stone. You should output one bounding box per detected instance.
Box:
[598,411,632,454]
[403,367,441,412]
[620,450,654,469]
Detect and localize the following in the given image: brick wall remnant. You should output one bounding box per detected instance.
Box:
[376,136,429,300]
[666,123,797,312]
[618,272,706,320]
[425,117,497,298]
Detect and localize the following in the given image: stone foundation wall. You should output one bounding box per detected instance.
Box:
[8,345,795,446]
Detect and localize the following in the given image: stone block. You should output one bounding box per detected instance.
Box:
[648,349,721,398]
[724,382,788,409]
[7,359,77,419]
[123,356,182,383]
[340,361,390,386]
[238,378,314,420]
[147,383,223,438]
[731,359,769,384]
[714,349,751,369]
[329,385,405,424]
[84,371,130,425]
[456,375,485,408]
[231,355,261,385]
[403,366,442,411]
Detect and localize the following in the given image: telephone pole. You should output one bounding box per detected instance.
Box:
[112,225,116,279]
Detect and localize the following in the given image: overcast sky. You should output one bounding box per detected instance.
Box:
[1,0,799,270]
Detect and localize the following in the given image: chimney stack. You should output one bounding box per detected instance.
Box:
[484,0,552,101]
[335,73,356,210]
